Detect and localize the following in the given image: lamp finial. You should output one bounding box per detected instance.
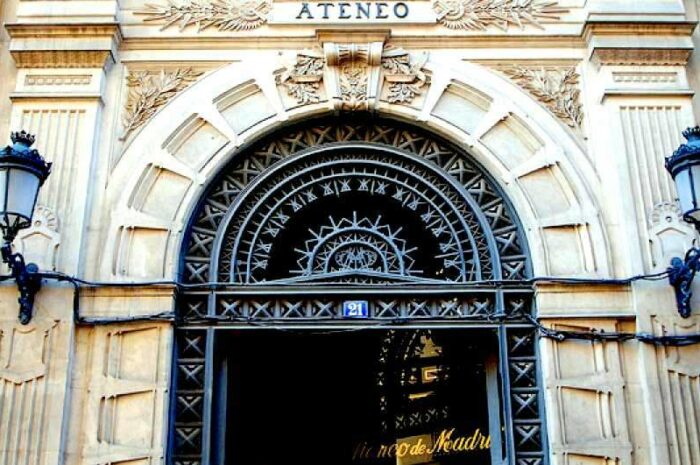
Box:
[10,131,36,149]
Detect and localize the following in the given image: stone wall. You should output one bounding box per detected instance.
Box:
[0,1,699,465]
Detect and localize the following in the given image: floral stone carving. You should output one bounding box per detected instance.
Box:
[381,48,428,104]
[339,65,369,110]
[500,65,583,129]
[120,68,203,140]
[139,0,271,32]
[433,0,566,31]
[277,51,325,105]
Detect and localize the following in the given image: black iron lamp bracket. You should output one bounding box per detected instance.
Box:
[664,126,700,318]
[668,246,700,318]
[1,242,41,325]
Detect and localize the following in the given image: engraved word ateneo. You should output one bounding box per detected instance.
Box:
[295,1,410,20]
[265,0,436,23]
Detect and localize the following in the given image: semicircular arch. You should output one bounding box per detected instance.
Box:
[97,53,610,281]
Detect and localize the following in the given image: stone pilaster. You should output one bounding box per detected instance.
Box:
[5,23,120,276]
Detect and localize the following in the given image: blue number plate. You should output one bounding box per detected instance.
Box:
[343,300,369,318]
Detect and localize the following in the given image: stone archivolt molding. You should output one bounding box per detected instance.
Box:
[432,0,566,31]
[121,68,204,141]
[138,0,272,32]
[498,65,583,130]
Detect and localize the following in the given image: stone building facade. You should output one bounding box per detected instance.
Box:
[1,1,700,465]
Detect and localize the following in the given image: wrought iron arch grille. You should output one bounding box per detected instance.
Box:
[173,118,546,465]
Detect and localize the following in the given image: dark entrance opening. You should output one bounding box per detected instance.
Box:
[220,329,501,465]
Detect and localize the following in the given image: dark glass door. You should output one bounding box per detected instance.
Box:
[220,329,500,465]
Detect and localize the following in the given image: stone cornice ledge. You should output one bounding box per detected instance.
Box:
[534,282,635,319]
[5,23,122,69]
[583,19,696,66]
[78,284,176,320]
[583,19,697,41]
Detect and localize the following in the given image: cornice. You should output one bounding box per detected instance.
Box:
[6,22,122,69]
[316,29,391,44]
[119,34,587,51]
[5,22,122,40]
[583,19,696,67]
[582,20,697,41]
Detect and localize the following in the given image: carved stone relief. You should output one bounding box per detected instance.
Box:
[381,48,428,104]
[121,68,204,141]
[592,49,692,67]
[15,205,61,271]
[24,74,92,86]
[612,71,678,84]
[138,0,271,31]
[0,317,58,384]
[276,45,429,109]
[0,317,62,465]
[277,50,325,104]
[323,42,384,111]
[433,0,566,31]
[499,65,583,130]
[649,202,696,270]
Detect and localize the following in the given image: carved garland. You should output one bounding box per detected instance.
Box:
[120,68,203,140]
[500,65,583,130]
[433,0,566,31]
[138,0,271,32]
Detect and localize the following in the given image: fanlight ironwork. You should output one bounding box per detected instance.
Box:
[182,119,527,285]
[173,117,545,465]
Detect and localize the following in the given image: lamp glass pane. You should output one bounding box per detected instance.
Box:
[686,164,700,222]
[0,169,7,217]
[675,169,693,215]
[6,168,40,225]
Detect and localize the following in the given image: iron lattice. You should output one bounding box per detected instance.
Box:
[173,117,545,465]
[182,119,527,285]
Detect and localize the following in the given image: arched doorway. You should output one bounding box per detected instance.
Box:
[172,116,545,465]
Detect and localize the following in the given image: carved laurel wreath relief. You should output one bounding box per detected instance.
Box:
[499,66,584,129]
[121,68,203,140]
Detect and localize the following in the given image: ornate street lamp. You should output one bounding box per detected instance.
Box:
[0,131,51,324]
[666,126,700,318]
